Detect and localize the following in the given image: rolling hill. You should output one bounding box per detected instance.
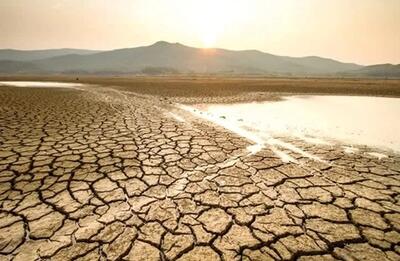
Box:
[343,64,400,78]
[0,48,100,62]
[0,41,398,77]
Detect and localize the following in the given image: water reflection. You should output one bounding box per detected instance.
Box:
[0,81,84,89]
[192,95,400,152]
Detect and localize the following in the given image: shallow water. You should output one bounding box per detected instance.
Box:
[0,81,84,89]
[193,95,400,152]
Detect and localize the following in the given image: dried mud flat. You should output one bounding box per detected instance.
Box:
[0,84,400,261]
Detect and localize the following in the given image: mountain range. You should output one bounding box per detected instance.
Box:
[0,41,398,77]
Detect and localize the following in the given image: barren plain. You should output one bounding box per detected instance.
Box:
[0,76,400,260]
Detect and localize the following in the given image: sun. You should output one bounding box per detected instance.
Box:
[202,33,216,48]
[175,0,250,49]
[190,1,226,48]
[197,14,219,48]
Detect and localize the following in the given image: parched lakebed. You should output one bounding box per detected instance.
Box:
[0,82,400,260]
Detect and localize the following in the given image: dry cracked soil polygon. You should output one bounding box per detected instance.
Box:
[0,86,399,260]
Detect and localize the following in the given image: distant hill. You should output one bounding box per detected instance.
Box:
[0,60,39,73]
[0,41,397,77]
[0,48,100,61]
[342,64,400,78]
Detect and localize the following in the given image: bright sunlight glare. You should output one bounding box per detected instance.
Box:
[181,0,247,48]
[202,33,216,48]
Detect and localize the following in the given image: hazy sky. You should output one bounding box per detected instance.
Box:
[0,0,399,65]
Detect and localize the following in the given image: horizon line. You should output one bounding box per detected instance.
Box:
[1,40,398,66]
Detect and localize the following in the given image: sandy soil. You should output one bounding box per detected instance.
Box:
[0,79,399,260]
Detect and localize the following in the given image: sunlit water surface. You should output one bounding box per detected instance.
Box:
[0,81,84,89]
[192,95,400,152]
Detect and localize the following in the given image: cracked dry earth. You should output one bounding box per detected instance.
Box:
[0,85,400,261]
